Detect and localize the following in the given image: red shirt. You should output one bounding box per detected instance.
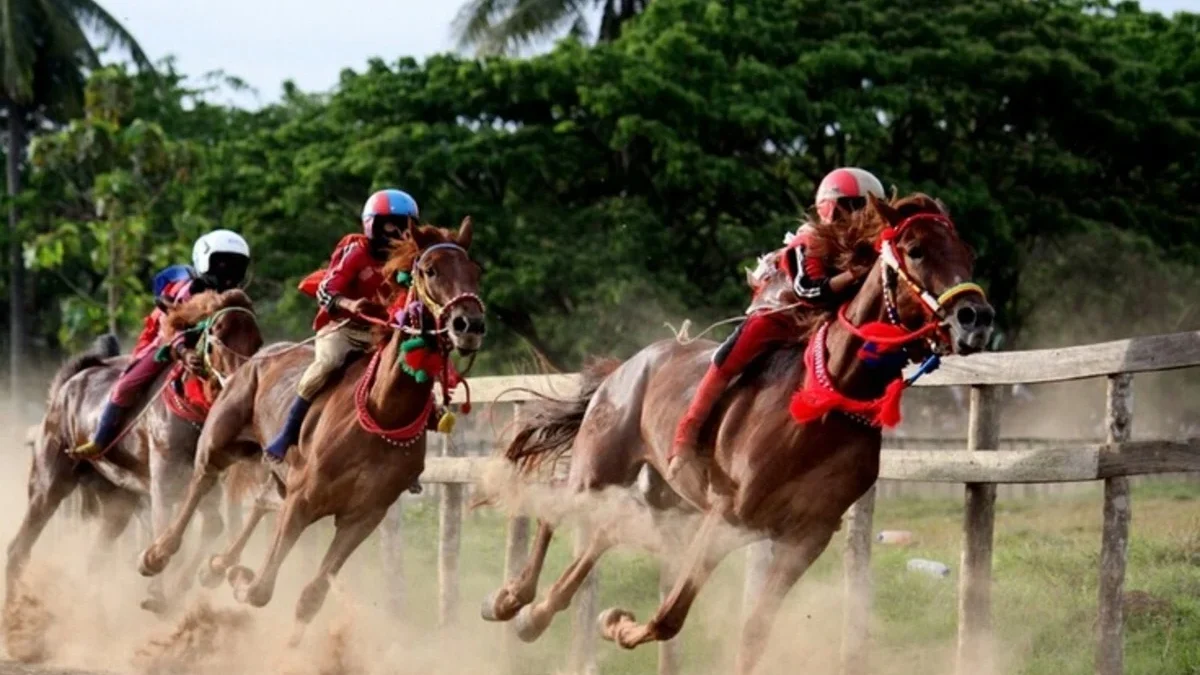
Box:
[133,277,196,357]
[313,234,387,330]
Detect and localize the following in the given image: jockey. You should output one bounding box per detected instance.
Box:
[69,229,251,459]
[666,167,886,489]
[262,188,419,462]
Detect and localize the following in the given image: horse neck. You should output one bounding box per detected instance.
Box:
[822,262,903,399]
[366,330,434,428]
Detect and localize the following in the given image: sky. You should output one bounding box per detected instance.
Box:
[101,0,1197,108]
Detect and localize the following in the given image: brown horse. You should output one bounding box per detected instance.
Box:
[138,218,486,642]
[481,194,995,674]
[6,289,263,615]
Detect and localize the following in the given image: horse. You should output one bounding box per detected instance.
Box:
[137,218,486,643]
[6,289,264,617]
[480,193,995,674]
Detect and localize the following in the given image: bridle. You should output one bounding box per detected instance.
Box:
[838,211,986,359]
[194,305,260,388]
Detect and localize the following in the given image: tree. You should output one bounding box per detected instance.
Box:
[26,67,192,347]
[0,0,150,398]
[452,0,649,55]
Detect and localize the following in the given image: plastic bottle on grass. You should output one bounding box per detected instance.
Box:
[876,530,913,545]
[907,558,950,578]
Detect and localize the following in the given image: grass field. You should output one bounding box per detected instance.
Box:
[372,479,1200,675]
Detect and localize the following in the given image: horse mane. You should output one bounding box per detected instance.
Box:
[379,224,458,305]
[786,192,954,340]
[163,288,254,339]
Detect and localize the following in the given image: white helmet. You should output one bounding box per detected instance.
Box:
[192,229,250,275]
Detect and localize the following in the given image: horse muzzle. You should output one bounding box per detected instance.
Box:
[448,307,486,355]
[946,295,995,356]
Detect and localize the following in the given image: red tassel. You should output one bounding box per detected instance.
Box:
[789,383,842,424]
[874,378,906,428]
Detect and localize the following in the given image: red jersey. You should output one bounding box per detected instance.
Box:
[311,234,388,330]
[133,276,197,357]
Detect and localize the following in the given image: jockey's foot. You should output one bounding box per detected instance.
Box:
[665,446,710,509]
[67,440,106,460]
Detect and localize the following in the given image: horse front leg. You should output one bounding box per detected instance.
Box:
[229,493,310,609]
[599,504,750,649]
[510,524,612,643]
[200,477,277,589]
[288,508,388,646]
[481,519,555,622]
[734,526,836,675]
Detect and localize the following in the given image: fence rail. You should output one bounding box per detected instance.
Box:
[29,329,1200,674]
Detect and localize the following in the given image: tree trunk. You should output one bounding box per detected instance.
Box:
[7,104,25,406]
[108,220,119,335]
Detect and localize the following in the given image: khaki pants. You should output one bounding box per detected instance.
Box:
[297,323,374,401]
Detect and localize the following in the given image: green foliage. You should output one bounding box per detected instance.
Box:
[14,0,1200,370]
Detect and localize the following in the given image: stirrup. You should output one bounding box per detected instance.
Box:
[68,441,105,460]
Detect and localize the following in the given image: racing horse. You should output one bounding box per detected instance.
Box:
[6,290,263,617]
[137,218,486,643]
[481,194,994,674]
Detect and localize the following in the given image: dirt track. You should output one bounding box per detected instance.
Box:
[0,664,106,675]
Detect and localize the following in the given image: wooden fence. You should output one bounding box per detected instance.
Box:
[29,330,1200,674]
[405,330,1200,675]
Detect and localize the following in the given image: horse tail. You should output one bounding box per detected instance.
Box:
[46,333,121,403]
[502,358,621,475]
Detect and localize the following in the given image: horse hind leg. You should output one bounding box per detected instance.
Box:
[201,477,277,589]
[229,493,310,609]
[288,509,388,647]
[171,487,227,596]
[510,524,613,643]
[481,519,555,622]
[6,440,77,601]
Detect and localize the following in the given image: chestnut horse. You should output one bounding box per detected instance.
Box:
[6,290,263,615]
[138,218,485,642]
[481,194,995,674]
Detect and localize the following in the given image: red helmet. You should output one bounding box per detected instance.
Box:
[815,168,885,224]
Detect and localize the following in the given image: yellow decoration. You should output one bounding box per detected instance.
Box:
[437,410,457,435]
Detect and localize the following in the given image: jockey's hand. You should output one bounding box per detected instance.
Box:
[181,349,205,373]
[343,297,382,319]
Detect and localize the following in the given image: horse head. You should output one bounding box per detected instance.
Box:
[383,217,486,356]
[165,288,263,392]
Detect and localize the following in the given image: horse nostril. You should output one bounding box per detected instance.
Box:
[467,317,487,335]
[956,306,977,328]
[452,316,469,333]
[976,305,995,328]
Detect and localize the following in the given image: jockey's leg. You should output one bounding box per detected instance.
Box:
[666,313,789,488]
[263,324,370,462]
[70,349,168,459]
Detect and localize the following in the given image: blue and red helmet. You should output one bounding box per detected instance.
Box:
[362,189,420,238]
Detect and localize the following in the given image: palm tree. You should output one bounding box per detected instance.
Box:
[0,0,150,401]
[452,0,649,55]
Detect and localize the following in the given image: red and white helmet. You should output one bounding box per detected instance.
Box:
[814,167,886,224]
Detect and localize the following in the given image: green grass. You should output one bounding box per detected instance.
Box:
[338,480,1200,675]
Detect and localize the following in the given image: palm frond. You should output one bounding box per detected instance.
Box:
[0,0,38,100]
[37,0,100,68]
[451,0,520,53]
[60,0,153,71]
[484,0,590,55]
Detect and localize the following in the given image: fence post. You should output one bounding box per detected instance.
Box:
[841,485,877,675]
[956,385,999,675]
[1096,374,1132,675]
[437,410,463,628]
[379,500,405,617]
[569,527,599,675]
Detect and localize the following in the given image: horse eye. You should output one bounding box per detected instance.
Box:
[423,265,437,278]
[907,246,925,260]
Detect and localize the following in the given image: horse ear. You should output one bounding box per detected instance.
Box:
[407,219,439,250]
[457,216,473,249]
[869,193,900,227]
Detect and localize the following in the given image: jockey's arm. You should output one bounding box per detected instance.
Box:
[316,243,373,316]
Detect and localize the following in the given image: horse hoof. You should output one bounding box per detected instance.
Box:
[227,565,255,590]
[140,594,169,615]
[513,605,544,643]
[597,607,637,642]
[138,547,169,578]
[197,564,224,589]
[480,589,515,622]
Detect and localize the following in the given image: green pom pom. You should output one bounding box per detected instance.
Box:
[401,336,427,353]
[154,345,173,363]
[413,370,428,383]
[396,271,412,286]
